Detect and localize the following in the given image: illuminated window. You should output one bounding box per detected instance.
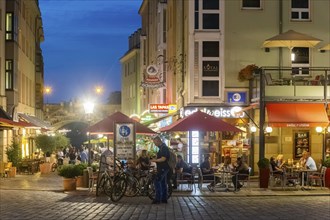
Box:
[6,13,13,40]
[5,60,14,90]
[292,47,310,75]
[195,0,220,30]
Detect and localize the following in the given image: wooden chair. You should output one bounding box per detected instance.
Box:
[197,167,214,191]
[308,166,327,189]
[87,167,98,192]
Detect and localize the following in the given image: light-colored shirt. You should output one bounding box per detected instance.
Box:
[305,157,317,171]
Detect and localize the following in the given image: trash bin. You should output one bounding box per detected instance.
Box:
[82,169,89,188]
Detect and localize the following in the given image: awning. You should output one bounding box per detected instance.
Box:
[266,103,329,127]
[18,113,51,130]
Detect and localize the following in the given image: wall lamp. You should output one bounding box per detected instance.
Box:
[265,126,273,134]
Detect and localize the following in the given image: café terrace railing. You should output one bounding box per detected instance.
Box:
[251,67,330,102]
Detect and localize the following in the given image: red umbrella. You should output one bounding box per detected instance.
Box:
[160,110,242,132]
[88,111,156,135]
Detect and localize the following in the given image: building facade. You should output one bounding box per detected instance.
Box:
[122,0,330,170]
[0,0,45,162]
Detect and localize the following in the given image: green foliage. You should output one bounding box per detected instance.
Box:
[91,163,99,172]
[257,158,270,169]
[35,134,70,153]
[75,163,88,176]
[6,138,21,167]
[57,164,81,178]
[323,157,330,168]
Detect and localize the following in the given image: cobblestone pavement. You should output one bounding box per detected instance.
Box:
[0,173,330,220]
[1,189,329,220]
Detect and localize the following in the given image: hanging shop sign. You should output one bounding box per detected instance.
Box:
[180,106,247,119]
[226,91,247,104]
[114,123,135,162]
[149,104,177,113]
[141,64,165,88]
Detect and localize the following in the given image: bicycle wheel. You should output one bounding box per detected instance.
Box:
[103,177,113,196]
[96,175,105,196]
[148,179,172,200]
[110,176,127,202]
[125,176,139,197]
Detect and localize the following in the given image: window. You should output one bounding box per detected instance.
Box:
[195,0,220,30]
[201,41,220,97]
[203,41,219,57]
[5,60,14,90]
[291,0,310,20]
[292,47,310,75]
[6,13,13,40]
[242,0,261,9]
[202,81,219,96]
[203,0,219,10]
[203,14,219,29]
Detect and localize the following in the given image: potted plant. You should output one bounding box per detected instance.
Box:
[5,139,21,177]
[75,163,88,187]
[323,157,330,188]
[238,64,259,82]
[58,164,81,191]
[257,158,270,188]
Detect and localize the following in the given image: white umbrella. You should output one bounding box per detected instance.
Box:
[263,30,322,49]
[319,43,330,51]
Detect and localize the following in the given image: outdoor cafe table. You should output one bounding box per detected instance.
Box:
[214,170,237,192]
[291,168,316,190]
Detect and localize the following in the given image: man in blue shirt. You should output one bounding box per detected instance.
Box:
[151,136,170,204]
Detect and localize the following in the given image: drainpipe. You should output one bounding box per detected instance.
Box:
[179,0,185,108]
[279,0,283,77]
[259,68,266,161]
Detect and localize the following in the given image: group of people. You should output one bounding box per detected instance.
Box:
[270,151,317,186]
[200,155,249,192]
[55,146,93,165]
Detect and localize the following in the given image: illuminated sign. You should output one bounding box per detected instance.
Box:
[179,106,246,118]
[227,91,247,104]
[149,104,177,113]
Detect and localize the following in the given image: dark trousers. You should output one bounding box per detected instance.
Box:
[154,169,169,202]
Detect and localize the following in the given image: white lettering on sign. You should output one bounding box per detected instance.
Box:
[180,107,246,119]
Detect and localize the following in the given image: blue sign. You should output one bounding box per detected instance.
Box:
[227,92,247,104]
[119,125,131,137]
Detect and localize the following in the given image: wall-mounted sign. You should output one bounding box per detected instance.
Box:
[114,123,135,162]
[180,106,247,119]
[227,91,247,104]
[141,64,165,88]
[149,104,177,113]
[202,61,219,77]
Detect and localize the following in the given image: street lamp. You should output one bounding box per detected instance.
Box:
[44,86,52,104]
[84,101,94,166]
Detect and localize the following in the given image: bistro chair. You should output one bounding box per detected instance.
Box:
[235,167,252,191]
[308,166,327,189]
[87,167,98,192]
[197,167,214,191]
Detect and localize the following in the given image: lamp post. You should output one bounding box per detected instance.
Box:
[84,101,94,166]
[44,86,52,104]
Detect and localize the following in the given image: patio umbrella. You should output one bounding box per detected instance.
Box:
[87,111,156,135]
[319,43,330,51]
[159,110,242,132]
[263,30,322,49]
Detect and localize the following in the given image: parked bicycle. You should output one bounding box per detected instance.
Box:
[124,166,172,200]
[51,158,63,172]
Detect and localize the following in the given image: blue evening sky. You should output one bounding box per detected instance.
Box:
[39,0,142,103]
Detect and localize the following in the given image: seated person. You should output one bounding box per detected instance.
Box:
[173,155,192,189]
[223,156,234,172]
[270,156,283,175]
[200,155,215,192]
[136,150,151,174]
[276,154,286,169]
[231,157,249,191]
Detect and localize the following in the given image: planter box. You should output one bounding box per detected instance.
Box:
[8,167,16,178]
[325,168,330,188]
[39,163,51,174]
[63,178,77,191]
[259,168,270,188]
[76,176,83,187]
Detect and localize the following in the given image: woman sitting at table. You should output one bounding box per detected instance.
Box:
[270,156,283,175]
[276,154,286,169]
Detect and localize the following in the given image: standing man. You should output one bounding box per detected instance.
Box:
[151,136,170,204]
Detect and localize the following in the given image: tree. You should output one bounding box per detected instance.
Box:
[6,138,21,167]
[35,134,70,153]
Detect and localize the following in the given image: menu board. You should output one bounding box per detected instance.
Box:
[114,123,135,162]
[294,130,310,159]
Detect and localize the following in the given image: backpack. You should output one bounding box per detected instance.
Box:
[167,149,177,170]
